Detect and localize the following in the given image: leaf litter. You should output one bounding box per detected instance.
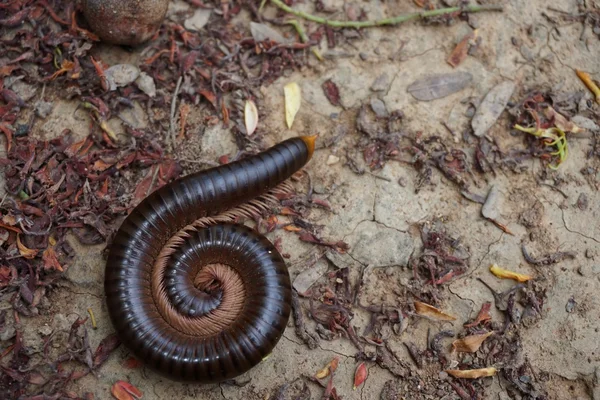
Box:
[0,1,593,399]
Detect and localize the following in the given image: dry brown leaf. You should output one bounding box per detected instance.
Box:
[42,247,63,272]
[17,235,38,259]
[452,331,493,353]
[447,30,478,68]
[244,100,259,136]
[446,367,497,379]
[543,106,583,134]
[489,264,532,283]
[414,301,457,321]
[284,82,301,128]
[315,357,339,379]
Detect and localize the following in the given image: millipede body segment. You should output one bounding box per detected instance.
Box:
[104,136,316,383]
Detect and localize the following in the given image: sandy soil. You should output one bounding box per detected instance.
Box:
[2,0,600,399]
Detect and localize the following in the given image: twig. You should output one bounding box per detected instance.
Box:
[170,75,183,150]
[270,0,503,28]
[287,19,322,61]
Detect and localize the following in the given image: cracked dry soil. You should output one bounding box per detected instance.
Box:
[3,0,600,399]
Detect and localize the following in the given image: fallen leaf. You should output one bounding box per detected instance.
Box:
[42,247,63,272]
[472,81,515,137]
[322,79,340,106]
[17,235,38,259]
[544,106,583,134]
[464,302,492,328]
[414,301,457,321]
[353,362,367,390]
[575,69,600,104]
[48,59,75,81]
[489,264,532,283]
[452,331,493,353]
[315,357,339,379]
[111,380,142,400]
[284,82,301,129]
[447,30,478,68]
[244,100,259,136]
[446,367,497,379]
[93,333,121,368]
[122,357,143,369]
[407,72,473,101]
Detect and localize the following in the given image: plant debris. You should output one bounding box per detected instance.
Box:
[407,72,473,101]
[489,264,533,283]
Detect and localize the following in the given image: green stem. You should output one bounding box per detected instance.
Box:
[270,0,503,28]
[287,19,323,61]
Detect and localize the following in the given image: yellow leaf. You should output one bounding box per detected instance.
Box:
[451,331,493,353]
[489,264,532,283]
[284,82,301,129]
[244,100,259,136]
[314,357,339,379]
[17,235,38,259]
[446,367,497,379]
[414,301,457,321]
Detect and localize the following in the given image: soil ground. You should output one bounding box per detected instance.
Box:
[2,0,600,399]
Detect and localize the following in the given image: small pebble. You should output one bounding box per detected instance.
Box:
[326,155,340,165]
[370,98,388,118]
[38,324,53,336]
[359,52,369,61]
[135,72,156,97]
[371,73,390,92]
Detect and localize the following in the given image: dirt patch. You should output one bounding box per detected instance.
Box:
[2,0,600,399]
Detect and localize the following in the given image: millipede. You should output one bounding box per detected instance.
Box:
[104,135,316,383]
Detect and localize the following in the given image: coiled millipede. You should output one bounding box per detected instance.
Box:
[105,136,316,382]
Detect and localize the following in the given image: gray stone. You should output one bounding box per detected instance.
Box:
[135,72,156,97]
[250,22,290,44]
[104,64,140,91]
[371,73,390,92]
[572,115,599,132]
[347,220,414,267]
[184,9,212,31]
[292,260,328,294]
[472,81,516,137]
[370,98,388,118]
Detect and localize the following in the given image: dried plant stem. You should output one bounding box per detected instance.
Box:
[270,0,503,28]
[576,69,600,103]
[287,20,323,60]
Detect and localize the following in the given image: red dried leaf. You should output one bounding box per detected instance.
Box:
[353,362,367,390]
[0,65,18,77]
[464,302,492,328]
[322,79,340,106]
[447,31,477,68]
[0,123,13,152]
[93,333,121,368]
[199,90,218,109]
[122,357,143,369]
[0,8,29,27]
[93,159,113,171]
[111,380,142,400]
[42,247,63,272]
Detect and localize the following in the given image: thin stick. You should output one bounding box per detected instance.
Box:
[287,19,322,61]
[170,75,183,150]
[270,0,503,28]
